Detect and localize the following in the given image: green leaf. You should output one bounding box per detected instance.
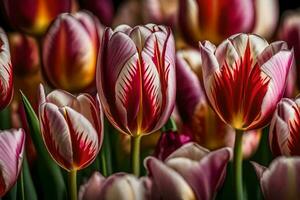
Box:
[20,91,66,200]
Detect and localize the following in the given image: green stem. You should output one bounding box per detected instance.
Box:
[130,135,142,176]
[100,151,107,177]
[233,130,243,200]
[20,170,25,200]
[68,170,77,200]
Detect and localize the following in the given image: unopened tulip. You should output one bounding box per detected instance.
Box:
[252,157,300,200]
[0,28,13,110]
[0,129,25,197]
[38,84,103,171]
[43,11,103,93]
[269,97,300,156]
[97,24,176,137]
[2,0,71,35]
[8,33,39,76]
[146,142,231,200]
[79,172,151,200]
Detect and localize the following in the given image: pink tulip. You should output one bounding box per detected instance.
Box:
[43,11,103,93]
[269,97,300,156]
[252,157,300,200]
[0,129,25,197]
[200,33,293,131]
[2,0,71,35]
[38,84,103,171]
[146,142,232,200]
[97,24,176,137]
[0,28,13,110]
[79,172,151,200]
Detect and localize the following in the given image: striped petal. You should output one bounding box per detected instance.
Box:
[0,129,25,197]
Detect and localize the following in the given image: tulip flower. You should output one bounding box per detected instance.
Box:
[38,84,103,200]
[200,33,293,199]
[79,172,151,200]
[43,11,103,93]
[97,24,176,175]
[146,142,231,200]
[0,128,25,197]
[252,157,300,200]
[269,97,300,156]
[0,28,13,110]
[176,48,261,158]
[2,0,71,35]
[8,33,39,76]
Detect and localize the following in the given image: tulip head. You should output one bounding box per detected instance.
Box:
[2,0,71,35]
[0,129,25,197]
[269,97,300,156]
[146,143,232,200]
[43,11,103,93]
[97,24,176,137]
[0,28,13,110]
[79,172,151,200]
[252,157,300,200]
[38,84,103,171]
[8,33,39,76]
[200,34,293,131]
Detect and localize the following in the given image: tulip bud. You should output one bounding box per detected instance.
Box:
[38,84,103,171]
[79,172,151,200]
[8,33,39,76]
[0,28,13,110]
[146,143,232,200]
[2,0,71,35]
[252,157,300,200]
[42,11,103,93]
[200,34,293,131]
[97,24,176,137]
[269,97,300,156]
[0,129,25,197]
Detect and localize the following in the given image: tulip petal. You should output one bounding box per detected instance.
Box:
[166,142,209,161]
[79,172,105,200]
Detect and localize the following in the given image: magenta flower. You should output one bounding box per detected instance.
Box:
[97,24,176,137]
[252,157,300,200]
[0,129,25,197]
[269,97,300,156]
[200,33,293,131]
[38,84,103,171]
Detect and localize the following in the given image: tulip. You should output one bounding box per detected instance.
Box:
[200,33,293,199]
[78,0,114,26]
[43,11,103,93]
[97,24,176,175]
[8,33,39,76]
[79,172,151,200]
[38,84,103,200]
[252,157,300,200]
[176,48,261,158]
[2,0,71,35]
[146,142,231,200]
[269,97,300,156]
[0,28,13,110]
[0,128,25,197]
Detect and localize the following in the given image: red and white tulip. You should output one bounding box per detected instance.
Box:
[0,129,25,197]
[200,33,293,131]
[97,24,176,136]
[38,84,103,171]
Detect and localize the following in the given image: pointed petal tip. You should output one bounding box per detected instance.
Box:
[251,161,266,179]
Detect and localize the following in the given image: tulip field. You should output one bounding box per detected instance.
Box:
[0,0,300,200]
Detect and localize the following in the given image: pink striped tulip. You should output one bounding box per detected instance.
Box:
[79,172,151,200]
[146,142,231,200]
[38,84,103,171]
[200,33,293,131]
[0,129,25,197]
[43,11,103,93]
[0,28,13,110]
[2,0,71,35]
[252,157,300,200]
[269,97,300,156]
[97,24,176,137]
